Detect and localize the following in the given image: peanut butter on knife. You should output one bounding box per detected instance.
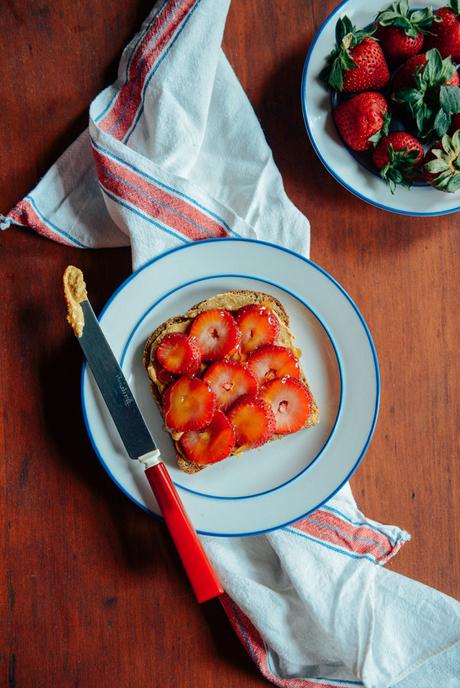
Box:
[63,266,87,337]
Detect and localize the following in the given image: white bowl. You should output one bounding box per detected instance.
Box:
[301,0,460,216]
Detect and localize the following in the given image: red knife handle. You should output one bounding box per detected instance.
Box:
[144,462,224,603]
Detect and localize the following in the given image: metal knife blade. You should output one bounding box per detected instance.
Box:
[80,300,155,460]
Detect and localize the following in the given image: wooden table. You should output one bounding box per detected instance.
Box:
[1,1,458,686]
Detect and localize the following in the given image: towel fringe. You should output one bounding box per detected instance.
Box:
[0,214,12,230]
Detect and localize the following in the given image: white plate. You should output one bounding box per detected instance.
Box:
[81,239,379,536]
[301,0,460,216]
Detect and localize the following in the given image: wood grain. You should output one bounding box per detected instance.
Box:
[1,1,458,686]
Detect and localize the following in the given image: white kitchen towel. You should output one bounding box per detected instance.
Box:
[2,1,459,687]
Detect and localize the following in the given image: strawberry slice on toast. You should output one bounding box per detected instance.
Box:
[227,395,275,448]
[203,360,258,410]
[189,309,240,361]
[179,410,235,465]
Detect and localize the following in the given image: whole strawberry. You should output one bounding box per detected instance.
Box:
[392,51,459,92]
[321,16,390,92]
[333,92,390,151]
[375,0,437,66]
[424,131,460,192]
[372,131,424,191]
[424,0,460,61]
[393,49,460,139]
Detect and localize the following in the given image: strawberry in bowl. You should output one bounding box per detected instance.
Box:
[424,0,460,60]
[372,131,424,189]
[375,0,438,65]
[302,0,460,214]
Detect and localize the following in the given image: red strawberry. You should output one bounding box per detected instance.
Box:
[247,345,300,385]
[376,26,424,66]
[423,131,460,192]
[372,132,424,192]
[260,378,312,435]
[333,92,390,151]
[375,1,437,66]
[202,360,258,410]
[163,376,216,432]
[424,0,460,61]
[320,16,390,92]
[179,410,235,465]
[392,52,459,93]
[155,332,201,375]
[234,304,281,354]
[189,309,241,361]
[227,395,275,448]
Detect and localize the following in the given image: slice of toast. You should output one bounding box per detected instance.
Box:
[143,290,319,473]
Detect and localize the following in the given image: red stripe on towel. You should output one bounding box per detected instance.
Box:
[221,594,339,688]
[99,0,196,140]
[93,148,227,239]
[292,509,396,562]
[7,200,77,247]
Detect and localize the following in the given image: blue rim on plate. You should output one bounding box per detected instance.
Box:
[81,238,380,537]
[300,0,460,217]
[119,273,344,500]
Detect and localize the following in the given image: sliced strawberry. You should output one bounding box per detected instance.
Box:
[156,332,201,375]
[227,395,275,448]
[179,410,235,465]
[189,309,241,361]
[235,304,281,354]
[260,378,312,435]
[247,345,300,385]
[155,364,176,386]
[163,376,216,432]
[202,360,258,410]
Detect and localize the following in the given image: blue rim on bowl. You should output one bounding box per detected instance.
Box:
[300,0,460,217]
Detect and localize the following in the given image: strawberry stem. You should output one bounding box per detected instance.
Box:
[379,144,422,193]
[376,0,437,38]
[425,131,460,192]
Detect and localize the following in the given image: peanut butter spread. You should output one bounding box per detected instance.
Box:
[63,266,87,337]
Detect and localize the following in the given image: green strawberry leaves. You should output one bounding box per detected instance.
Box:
[379,143,422,193]
[433,108,451,137]
[423,49,455,84]
[376,0,437,38]
[448,0,459,16]
[320,15,375,91]
[440,85,460,115]
[368,112,392,146]
[394,49,460,139]
[335,15,354,44]
[424,131,460,192]
[433,86,460,136]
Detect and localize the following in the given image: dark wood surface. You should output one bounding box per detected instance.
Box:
[1,1,458,686]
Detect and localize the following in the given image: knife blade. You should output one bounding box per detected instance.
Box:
[64,266,223,603]
[80,299,156,461]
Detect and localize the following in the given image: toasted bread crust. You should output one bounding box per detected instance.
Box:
[143,290,319,473]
